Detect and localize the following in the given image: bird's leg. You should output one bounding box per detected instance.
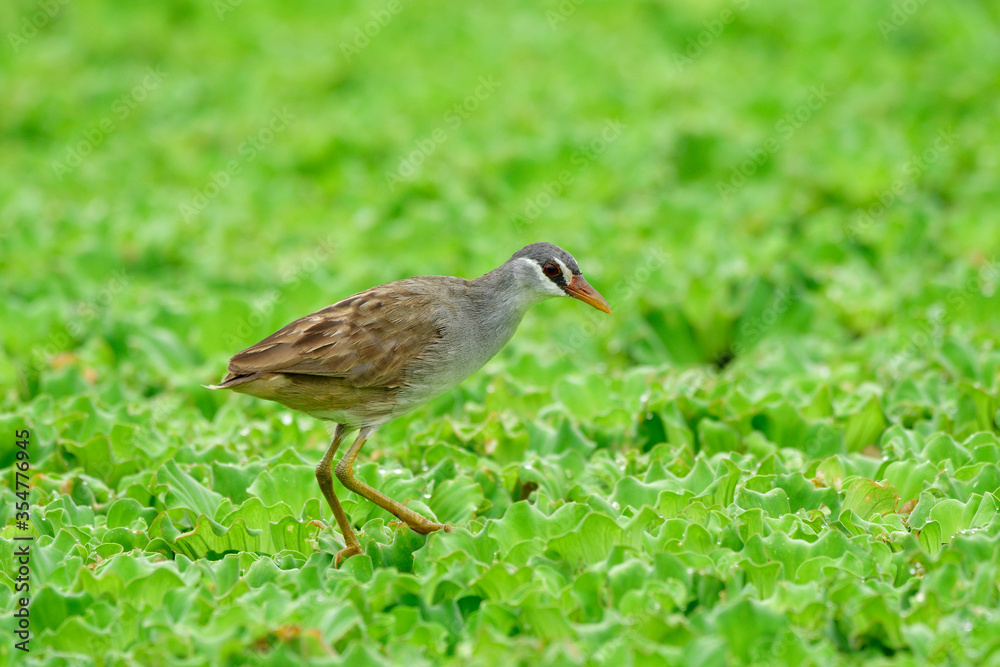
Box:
[335,427,453,536]
[315,424,363,565]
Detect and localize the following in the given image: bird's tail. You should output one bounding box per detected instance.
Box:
[204,373,258,390]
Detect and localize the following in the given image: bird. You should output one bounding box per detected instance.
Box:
[209,242,612,564]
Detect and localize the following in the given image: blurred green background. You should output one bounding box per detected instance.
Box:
[2,0,1000,664]
[2,0,998,388]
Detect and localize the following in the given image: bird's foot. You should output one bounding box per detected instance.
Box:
[409,521,454,535]
[334,543,363,567]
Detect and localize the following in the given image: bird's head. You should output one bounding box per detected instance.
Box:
[505,242,613,314]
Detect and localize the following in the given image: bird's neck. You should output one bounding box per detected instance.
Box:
[468,265,543,341]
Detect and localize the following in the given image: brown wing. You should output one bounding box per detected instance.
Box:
[220,279,445,389]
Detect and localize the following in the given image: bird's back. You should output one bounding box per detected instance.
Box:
[210,276,473,425]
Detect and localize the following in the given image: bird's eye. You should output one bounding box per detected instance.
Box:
[542,262,561,278]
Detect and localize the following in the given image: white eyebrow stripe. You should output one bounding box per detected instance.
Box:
[521,257,567,296]
[558,260,573,285]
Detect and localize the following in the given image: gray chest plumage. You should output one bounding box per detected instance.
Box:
[395,280,530,410]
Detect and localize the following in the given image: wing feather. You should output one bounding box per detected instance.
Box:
[220,279,446,388]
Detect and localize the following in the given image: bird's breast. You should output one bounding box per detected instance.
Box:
[396,298,526,407]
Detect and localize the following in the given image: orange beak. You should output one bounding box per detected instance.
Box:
[565,275,612,314]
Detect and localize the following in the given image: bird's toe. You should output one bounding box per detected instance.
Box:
[334,544,363,567]
[410,521,454,535]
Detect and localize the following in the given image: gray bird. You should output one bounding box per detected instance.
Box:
[210,242,611,564]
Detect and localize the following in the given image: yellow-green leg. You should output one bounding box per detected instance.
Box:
[315,424,362,565]
[334,427,453,535]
